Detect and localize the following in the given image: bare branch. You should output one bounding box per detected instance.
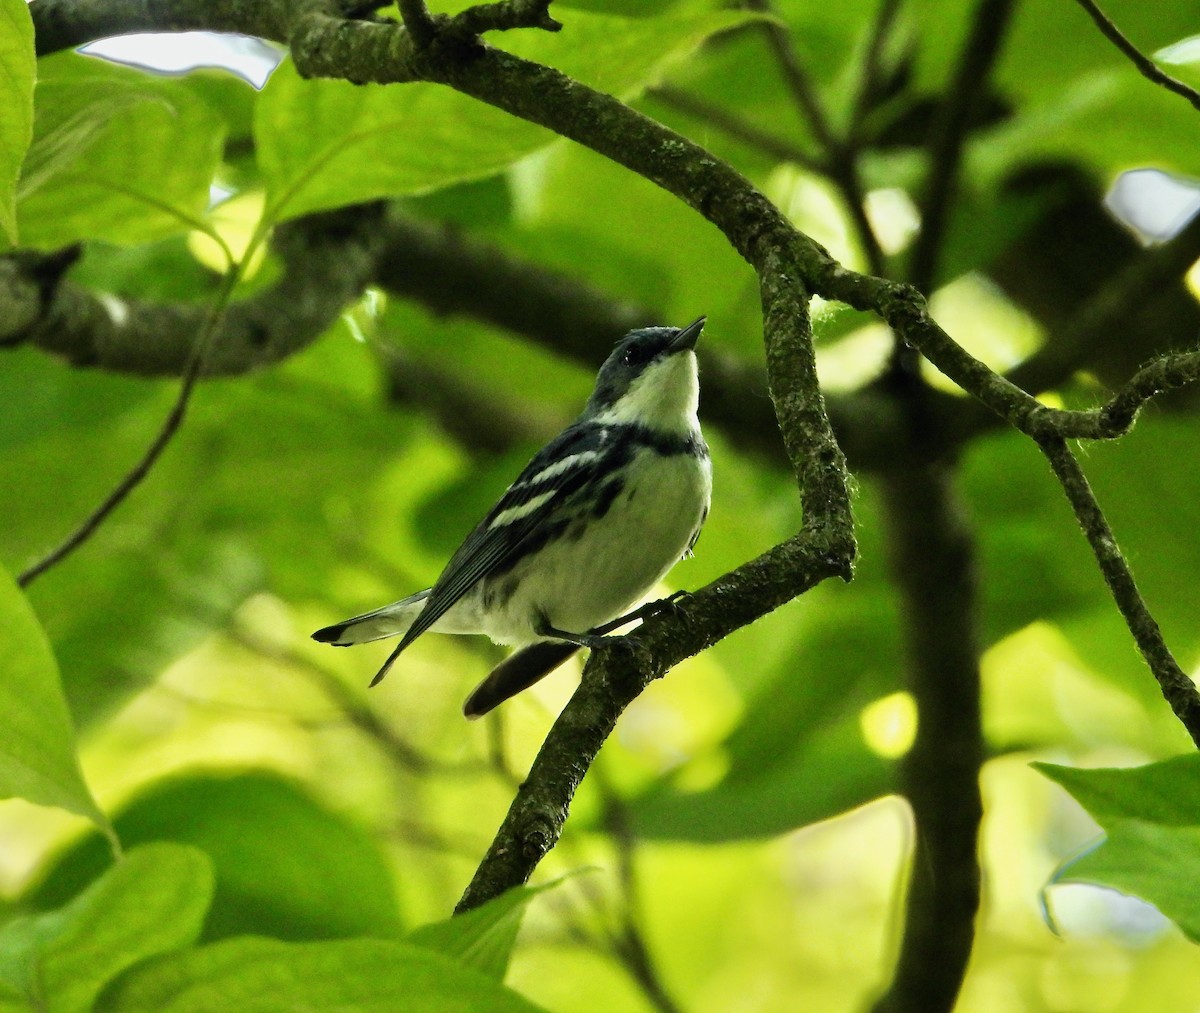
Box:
[1070,0,1200,111]
[456,522,850,912]
[396,0,437,47]
[448,0,561,38]
[1037,435,1200,746]
[18,355,203,587]
[26,0,1200,923]
[6,205,386,376]
[1030,350,1200,440]
[30,0,291,56]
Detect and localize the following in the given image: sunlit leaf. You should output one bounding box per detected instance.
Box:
[0,843,212,1013]
[0,565,108,832]
[1036,755,1200,828]
[1155,34,1200,89]
[408,881,562,981]
[1037,756,1200,941]
[0,0,35,245]
[25,773,401,942]
[17,52,225,247]
[98,937,549,1012]
[255,8,757,222]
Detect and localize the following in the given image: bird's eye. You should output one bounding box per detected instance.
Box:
[622,345,650,367]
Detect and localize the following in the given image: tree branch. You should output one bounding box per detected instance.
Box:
[1037,435,1200,746]
[1016,349,1200,442]
[30,0,294,56]
[1070,0,1200,111]
[26,0,1200,922]
[874,463,984,1013]
[456,520,850,912]
[446,0,561,39]
[4,205,386,376]
[27,0,856,907]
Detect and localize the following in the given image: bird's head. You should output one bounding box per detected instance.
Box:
[585,317,705,434]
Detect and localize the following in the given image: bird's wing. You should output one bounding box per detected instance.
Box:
[374,422,621,675]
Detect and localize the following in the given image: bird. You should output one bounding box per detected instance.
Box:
[312,316,712,718]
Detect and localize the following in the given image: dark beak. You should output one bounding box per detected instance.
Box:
[670,316,706,352]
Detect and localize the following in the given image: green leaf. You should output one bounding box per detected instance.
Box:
[25,772,401,942]
[408,883,559,981]
[1035,755,1200,827]
[16,53,225,248]
[0,0,35,245]
[256,7,756,222]
[1061,822,1200,942]
[98,937,549,1012]
[1036,756,1200,941]
[1155,34,1200,90]
[0,564,108,830]
[0,843,212,1013]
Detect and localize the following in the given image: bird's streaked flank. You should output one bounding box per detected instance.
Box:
[313,317,712,717]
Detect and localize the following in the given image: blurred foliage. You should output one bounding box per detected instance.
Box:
[2,0,1200,1010]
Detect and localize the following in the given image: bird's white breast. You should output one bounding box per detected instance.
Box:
[470,436,711,644]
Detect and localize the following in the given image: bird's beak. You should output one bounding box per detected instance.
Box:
[670,316,706,352]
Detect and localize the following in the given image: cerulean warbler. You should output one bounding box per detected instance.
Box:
[313,317,712,717]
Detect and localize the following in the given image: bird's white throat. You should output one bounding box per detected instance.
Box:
[593,352,700,435]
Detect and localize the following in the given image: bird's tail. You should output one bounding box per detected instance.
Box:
[463,641,580,718]
[311,590,432,646]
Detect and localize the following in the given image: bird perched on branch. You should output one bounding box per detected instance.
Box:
[313,317,712,717]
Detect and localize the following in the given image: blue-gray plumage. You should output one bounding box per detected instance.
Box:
[312,317,712,717]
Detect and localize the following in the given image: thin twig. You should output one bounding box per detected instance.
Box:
[596,777,685,1013]
[745,0,837,149]
[746,0,887,274]
[447,0,561,38]
[27,0,1200,911]
[907,0,1017,294]
[227,627,444,774]
[1037,435,1200,746]
[650,85,823,171]
[396,0,438,46]
[455,523,849,913]
[1040,350,1200,440]
[17,271,237,588]
[849,0,905,136]
[1070,0,1200,111]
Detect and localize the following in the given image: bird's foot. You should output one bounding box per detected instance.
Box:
[536,591,692,651]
